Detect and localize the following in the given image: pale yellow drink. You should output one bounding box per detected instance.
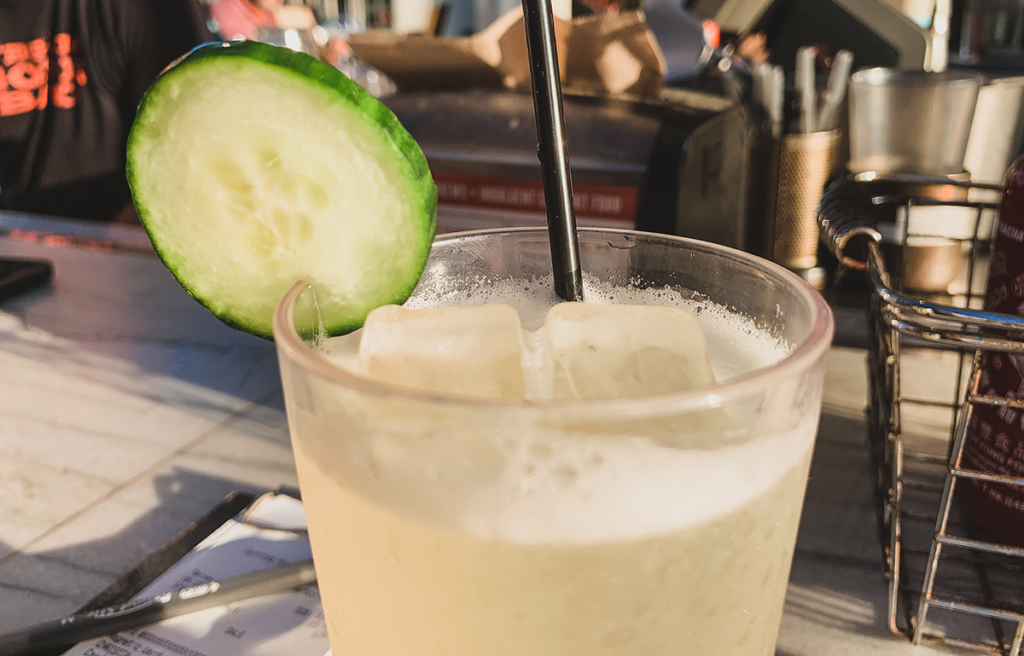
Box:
[274,229,831,656]
[284,277,817,656]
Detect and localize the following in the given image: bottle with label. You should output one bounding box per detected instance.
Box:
[959,154,1024,547]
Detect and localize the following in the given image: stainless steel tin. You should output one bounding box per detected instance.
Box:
[849,69,984,176]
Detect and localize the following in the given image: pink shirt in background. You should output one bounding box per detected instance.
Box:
[210,0,276,40]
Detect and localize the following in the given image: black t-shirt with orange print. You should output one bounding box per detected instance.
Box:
[0,0,185,221]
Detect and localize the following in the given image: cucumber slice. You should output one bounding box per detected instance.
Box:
[128,41,437,339]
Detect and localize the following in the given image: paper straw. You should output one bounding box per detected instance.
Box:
[817,49,853,132]
[769,65,784,139]
[520,0,583,302]
[796,46,817,134]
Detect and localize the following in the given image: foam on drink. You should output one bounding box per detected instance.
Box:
[402,274,788,381]
[326,275,787,386]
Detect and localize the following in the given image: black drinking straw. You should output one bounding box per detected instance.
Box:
[520,0,584,302]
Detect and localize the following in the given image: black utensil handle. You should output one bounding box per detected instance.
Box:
[818,177,882,271]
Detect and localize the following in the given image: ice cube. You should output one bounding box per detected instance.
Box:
[358,304,526,400]
[542,302,716,400]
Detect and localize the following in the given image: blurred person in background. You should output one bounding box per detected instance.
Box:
[0,0,213,222]
[210,0,317,40]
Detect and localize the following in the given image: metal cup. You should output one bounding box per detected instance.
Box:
[848,69,983,177]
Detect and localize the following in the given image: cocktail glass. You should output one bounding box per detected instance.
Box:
[273,227,834,655]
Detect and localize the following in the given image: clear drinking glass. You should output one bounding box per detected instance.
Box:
[273,228,834,656]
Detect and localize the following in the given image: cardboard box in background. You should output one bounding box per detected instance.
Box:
[565,11,665,97]
[347,9,665,98]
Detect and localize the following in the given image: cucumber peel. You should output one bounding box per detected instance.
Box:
[128,41,437,339]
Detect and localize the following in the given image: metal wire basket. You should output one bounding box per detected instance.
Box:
[818,172,1024,654]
